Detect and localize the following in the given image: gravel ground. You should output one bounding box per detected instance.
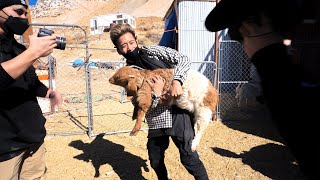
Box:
[43,117,306,180]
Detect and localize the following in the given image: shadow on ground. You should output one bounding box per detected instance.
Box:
[69,134,149,179]
[217,105,308,179]
[212,143,306,180]
[221,106,284,143]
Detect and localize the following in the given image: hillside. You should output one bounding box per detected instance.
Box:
[30,0,173,47]
[31,0,173,20]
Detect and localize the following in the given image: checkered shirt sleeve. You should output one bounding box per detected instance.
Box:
[141,45,190,84]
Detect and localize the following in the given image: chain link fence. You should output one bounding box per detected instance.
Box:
[88,61,146,137]
[190,61,217,85]
[83,47,143,137]
[217,40,270,121]
[30,23,90,136]
[30,24,265,137]
[29,23,145,137]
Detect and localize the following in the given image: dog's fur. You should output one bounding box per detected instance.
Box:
[109,66,219,151]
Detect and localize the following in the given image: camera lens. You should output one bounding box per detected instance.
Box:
[56,36,66,50]
[37,28,67,50]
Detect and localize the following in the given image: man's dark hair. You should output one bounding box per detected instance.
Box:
[110,23,136,48]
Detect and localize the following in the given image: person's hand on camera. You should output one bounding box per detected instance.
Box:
[28,30,57,58]
[1,30,57,79]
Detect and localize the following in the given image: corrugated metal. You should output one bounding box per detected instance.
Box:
[177,0,216,77]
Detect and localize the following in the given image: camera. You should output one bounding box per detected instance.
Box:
[37,28,66,50]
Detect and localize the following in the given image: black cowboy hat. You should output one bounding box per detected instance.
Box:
[205,0,296,32]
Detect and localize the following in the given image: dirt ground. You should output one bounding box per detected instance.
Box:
[42,111,307,180]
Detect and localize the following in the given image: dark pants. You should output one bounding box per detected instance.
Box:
[147,135,209,180]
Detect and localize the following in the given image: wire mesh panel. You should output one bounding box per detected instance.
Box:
[191,61,217,85]
[89,63,148,136]
[30,24,89,136]
[218,41,250,121]
[218,40,271,121]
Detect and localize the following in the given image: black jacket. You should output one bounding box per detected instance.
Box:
[0,35,48,160]
[251,43,320,180]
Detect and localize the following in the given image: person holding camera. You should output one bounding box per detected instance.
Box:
[0,1,62,179]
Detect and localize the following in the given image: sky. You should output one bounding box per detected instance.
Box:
[28,0,38,6]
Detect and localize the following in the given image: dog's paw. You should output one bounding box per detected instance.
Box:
[130,128,139,136]
[191,140,198,152]
[191,137,200,152]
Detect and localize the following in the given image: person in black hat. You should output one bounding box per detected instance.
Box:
[0,1,62,179]
[205,0,320,179]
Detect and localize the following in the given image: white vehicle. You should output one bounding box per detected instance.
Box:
[90,13,136,35]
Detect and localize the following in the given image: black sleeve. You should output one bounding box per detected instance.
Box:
[34,79,49,98]
[30,66,48,98]
[0,64,15,90]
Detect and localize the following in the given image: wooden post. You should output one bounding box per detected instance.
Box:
[22,0,33,45]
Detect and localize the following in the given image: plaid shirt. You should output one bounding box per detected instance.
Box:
[132,45,190,129]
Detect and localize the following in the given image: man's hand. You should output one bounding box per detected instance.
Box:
[170,80,183,97]
[47,89,62,112]
[28,30,57,58]
[146,75,165,97]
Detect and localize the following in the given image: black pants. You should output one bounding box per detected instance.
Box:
[147,135,209,180]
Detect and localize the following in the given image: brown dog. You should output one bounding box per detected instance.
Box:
[109,66,218,151]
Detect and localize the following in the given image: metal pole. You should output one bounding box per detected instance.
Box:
[213,0,220,121]
[214,0,220,89]
[85,63,94,138]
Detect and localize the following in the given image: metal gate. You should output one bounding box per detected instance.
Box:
[30,23,90,136]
